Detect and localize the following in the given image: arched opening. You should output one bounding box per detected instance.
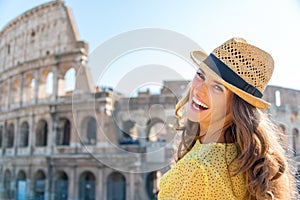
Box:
[119,120,138,145]
[79,171,96,200]
[19,121,29,147]
[39,70,53,99]
[275,90,281,107]
[81,117,97,145]
[17,170,27,200]
[147,118,173,143]
[46,72,54,96]
[3,170,12,199]
[58,67,76,96]
[1,82,8,107]
[12,79,20,104]
[107,172,126,200]
[64,68,76,94]
[23,74,35,102]
[54,171,68,200]
[56,118,71,146]
[146,171,160,199]
[291,110,298,123]
[36,119,48,147]
[34,170,46,200]
[278,124,287,146]
[6,123,14,148]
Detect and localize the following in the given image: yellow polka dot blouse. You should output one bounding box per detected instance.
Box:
[158,140,250,200]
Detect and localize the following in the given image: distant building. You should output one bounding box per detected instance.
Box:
[0,1,299,200]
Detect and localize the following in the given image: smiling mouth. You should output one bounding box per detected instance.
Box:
[192,96,209,111]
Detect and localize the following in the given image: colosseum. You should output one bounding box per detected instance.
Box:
[0,1,299,200]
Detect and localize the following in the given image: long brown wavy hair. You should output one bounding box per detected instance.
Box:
[175,87,297,200]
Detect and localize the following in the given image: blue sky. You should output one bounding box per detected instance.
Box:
[1,0,300,92]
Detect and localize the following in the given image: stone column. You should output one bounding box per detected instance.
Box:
[7,77,12,109]
[15,118,20,152]
[11,165,16,200]
[45,157,53,200]
[96,167,103,200]
[34,70,39,104]
[20,74,24,107]
[29,114,35,154]
[52,66,58,101]
[49,105,57,153]
[27,165,34,200]
[129,172,135,200]
[3,122,7,149]
[67,167,74,200]
[69,166,77,200]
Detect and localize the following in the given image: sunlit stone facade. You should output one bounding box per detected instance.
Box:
[0,1,299,200]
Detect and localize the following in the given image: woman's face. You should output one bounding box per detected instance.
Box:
[187,67,232,131]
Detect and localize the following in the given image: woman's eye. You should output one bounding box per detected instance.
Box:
[214,84,224,92]
[196,70,205,80]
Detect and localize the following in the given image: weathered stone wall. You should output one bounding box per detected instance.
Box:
[0,0,81,72]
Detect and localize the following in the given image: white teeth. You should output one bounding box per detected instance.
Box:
[192,103,200,110]
[192,97,208,109]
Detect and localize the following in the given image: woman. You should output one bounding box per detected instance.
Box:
[158,38,296,199]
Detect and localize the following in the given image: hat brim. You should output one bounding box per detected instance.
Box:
[191,50,270,109]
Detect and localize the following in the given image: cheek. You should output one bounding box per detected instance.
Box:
[211,94,228,112]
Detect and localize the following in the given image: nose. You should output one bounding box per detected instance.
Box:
[193,82,208,98]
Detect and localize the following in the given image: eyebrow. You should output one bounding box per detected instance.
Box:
[198,68,206,75]
[199,67,225,88]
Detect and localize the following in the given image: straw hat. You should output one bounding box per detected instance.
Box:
[191,37,274,109]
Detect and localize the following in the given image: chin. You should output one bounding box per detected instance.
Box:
[187,111,200,123]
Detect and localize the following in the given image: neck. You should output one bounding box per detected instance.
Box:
[200,128,225,143]
[199,118,233,144]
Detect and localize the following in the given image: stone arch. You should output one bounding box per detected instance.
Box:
[34,170,46,200]
[146,118,174,142]
[291,110,298,123]
[56,118,71,146]
[107,172,126,200]
[54,171,68,200]
[39,69,54,99]
[1,82,8,107]
[278,124,287,148]
[36,119,48,147]
[278,124,287,146]
[58,66,76,96]
[19,121,29,147]
[16,170,27,199]
[64,67,76,94]
[119,120,138,145]
[17,170,26,180]
[46,71,54,96]
[3,169,13,199]
[23,73,35,102]
[6,123,14,148]
[81,116,97,145]
[79,171,96,200]
[12,78,20,104]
